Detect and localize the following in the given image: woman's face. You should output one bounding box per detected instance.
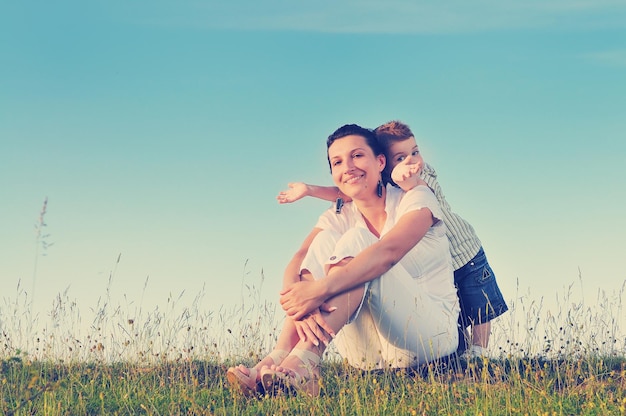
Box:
[328,134,385,200]
[387,136,423,170]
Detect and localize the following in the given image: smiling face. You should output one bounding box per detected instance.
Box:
[328,134,386,201]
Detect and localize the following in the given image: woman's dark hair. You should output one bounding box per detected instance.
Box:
[326,124,385,173]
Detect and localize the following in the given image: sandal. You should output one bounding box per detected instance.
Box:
[226,349,288,397]
[226,366,262,397]
[260,348,321,397]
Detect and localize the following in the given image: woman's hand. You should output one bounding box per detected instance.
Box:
[293,308,335,346]
[276,182,308,204]
[280,280,326,320]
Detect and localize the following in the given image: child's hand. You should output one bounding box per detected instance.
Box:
[391,157,422,185]
[391,157,422,183]
[277,182,308,204]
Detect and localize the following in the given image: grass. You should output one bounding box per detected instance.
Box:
[1,273,625,415]
[2,353,625,414]
[2,201,625,414]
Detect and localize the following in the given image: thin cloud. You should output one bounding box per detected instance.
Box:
[582,49,626,67]
[116,0,626,33]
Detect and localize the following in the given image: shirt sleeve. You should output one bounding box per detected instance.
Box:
[398,185,444,225]
[314,205,351,234]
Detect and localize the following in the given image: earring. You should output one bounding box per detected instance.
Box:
[377,180,383,198]
[335,197,344,214]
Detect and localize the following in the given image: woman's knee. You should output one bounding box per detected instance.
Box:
[300,229,342,279]
[334,228,378,254]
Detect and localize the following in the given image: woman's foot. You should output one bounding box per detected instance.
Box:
[226,349,289,397]
[260,348,321,397]
[226,365,262,397]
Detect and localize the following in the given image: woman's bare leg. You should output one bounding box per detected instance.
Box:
[264,270,366,395]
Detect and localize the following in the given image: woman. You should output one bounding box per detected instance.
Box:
[277,120,509,358]
[226,124,460,397]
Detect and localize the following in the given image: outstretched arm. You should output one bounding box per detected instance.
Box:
[277,182,350,204]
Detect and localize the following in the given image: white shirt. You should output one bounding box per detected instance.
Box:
[315,184,453,285]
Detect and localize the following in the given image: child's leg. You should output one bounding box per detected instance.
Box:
[472,321,490,349]
[454,247,508,354]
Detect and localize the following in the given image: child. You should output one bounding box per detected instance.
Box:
[277,120,508,358]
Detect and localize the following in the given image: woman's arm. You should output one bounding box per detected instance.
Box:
[280,207,434,319]
[282,226,337,343]
[277,182,350,204]
[282,227,322,289]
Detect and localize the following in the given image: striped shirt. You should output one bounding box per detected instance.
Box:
[420,163,482,270]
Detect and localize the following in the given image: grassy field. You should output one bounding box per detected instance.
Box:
[2,353,625,415]
[4,174,624,415]
[2,264,625,414]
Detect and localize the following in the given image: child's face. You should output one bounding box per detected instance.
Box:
[387,136,423,169]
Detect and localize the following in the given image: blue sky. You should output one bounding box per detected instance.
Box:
[1,1,625,333]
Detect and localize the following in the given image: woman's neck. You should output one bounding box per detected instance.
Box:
[353,189,387,238]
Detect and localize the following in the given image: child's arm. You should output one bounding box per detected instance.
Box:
[391,157,423,192]
[277,182,349,204]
